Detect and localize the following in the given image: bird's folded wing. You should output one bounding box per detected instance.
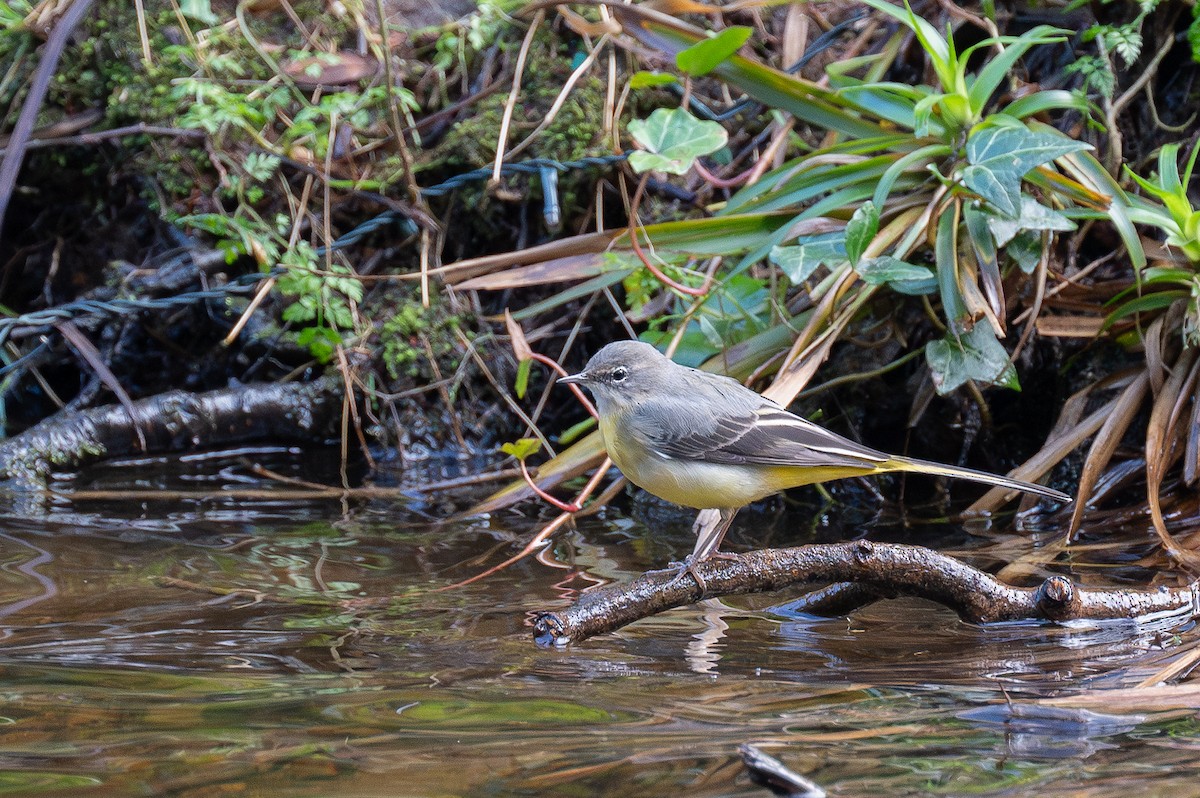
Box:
[633,401,890,469]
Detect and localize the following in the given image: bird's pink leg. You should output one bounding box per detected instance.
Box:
[647,509,740,595]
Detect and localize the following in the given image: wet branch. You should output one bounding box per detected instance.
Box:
[532,541,1200,645]
[0,377,343,484]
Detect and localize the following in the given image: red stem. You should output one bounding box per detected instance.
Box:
[628,175,713,298]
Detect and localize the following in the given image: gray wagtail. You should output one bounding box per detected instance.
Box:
[560,340,1071,564]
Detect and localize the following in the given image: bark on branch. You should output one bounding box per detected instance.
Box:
[532,541,1200,646]
[0,377,343,484]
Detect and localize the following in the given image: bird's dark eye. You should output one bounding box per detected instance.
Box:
[611,366,629,383]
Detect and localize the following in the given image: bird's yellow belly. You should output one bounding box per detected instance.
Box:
[619,452,777,509]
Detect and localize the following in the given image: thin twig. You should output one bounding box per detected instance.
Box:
[492,9,545,184]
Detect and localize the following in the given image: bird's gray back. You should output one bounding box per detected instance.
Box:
[630,362,889,470]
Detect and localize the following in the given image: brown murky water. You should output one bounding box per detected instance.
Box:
[0,450,1198,797]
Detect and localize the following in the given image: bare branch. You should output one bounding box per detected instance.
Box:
[532,542,1200,645]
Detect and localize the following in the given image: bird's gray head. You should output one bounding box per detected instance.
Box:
[558,340,672,411]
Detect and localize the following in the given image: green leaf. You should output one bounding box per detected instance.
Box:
[856,256,937,294]
[935,206,970,329]
[769,232,846,283]
[963,202,997,265]
[501,438,543,461]
[844,201,879,267]
[966,116,1088,170]
[514,358,533,399]
[1006,230,1044,273]
[698,315,725,350]
[612,7,887,140]
[926,324,1019,394]
[296,326,340,364]
[1052,143,1144,269]
[180,0,218,25]
[1189,7,1200,62]
[1141,266,1197,286]
[966,25,1067,116]
[962,116,1092,217]
[858,0,954,89]
[282,302,316,323]
[960,162,1018,217]
[1003,89,1093,120]
[872,143,952,209]
[1104,291,1188,327]
[676,26,753,76]
[627,107,728,175]
[630,71,678,88]
[1103,21,1142,67]
[557,417,597,446]
[985,196,1076,246]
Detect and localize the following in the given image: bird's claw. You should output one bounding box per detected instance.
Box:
[649,552,734,596]
[646,556,704,594]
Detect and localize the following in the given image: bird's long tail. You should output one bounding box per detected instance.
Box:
[887,456,1072,503]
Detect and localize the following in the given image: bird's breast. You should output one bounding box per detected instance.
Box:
[599,412,776,510]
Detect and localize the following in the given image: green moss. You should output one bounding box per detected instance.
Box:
[380,296,467,382]
[427,39,610,170]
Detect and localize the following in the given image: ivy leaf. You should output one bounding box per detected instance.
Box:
[676,26,753,76]
[627,108,728,175]
[856,256,937,295]
[844,201,879,267]
[986,196,1076,246]
[926,324,1019,395]
[501,438,543,461]
[961,116,1091,217]
[960,165,1018,217]
[769,232,846,284]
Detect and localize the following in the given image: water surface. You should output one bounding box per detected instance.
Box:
[0,451,1197,796]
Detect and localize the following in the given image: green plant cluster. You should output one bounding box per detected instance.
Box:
[1066,0,1200,99]
[603,1,1126,395]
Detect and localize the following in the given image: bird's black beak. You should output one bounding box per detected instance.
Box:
[558,372,587,385]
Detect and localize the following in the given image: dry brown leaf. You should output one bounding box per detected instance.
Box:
[557,5,620,36]
[455,253,608,291]
[1146,347,1200,566]
[1040,685,1200,713]
[505,310,533,362]
[284,52,378,88]
[1068,371,1149,538]
[440,230,619,286]
[1035,316,1107,337]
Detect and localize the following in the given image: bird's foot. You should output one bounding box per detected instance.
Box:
[649,552,739,597]
[647,556,705,594]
